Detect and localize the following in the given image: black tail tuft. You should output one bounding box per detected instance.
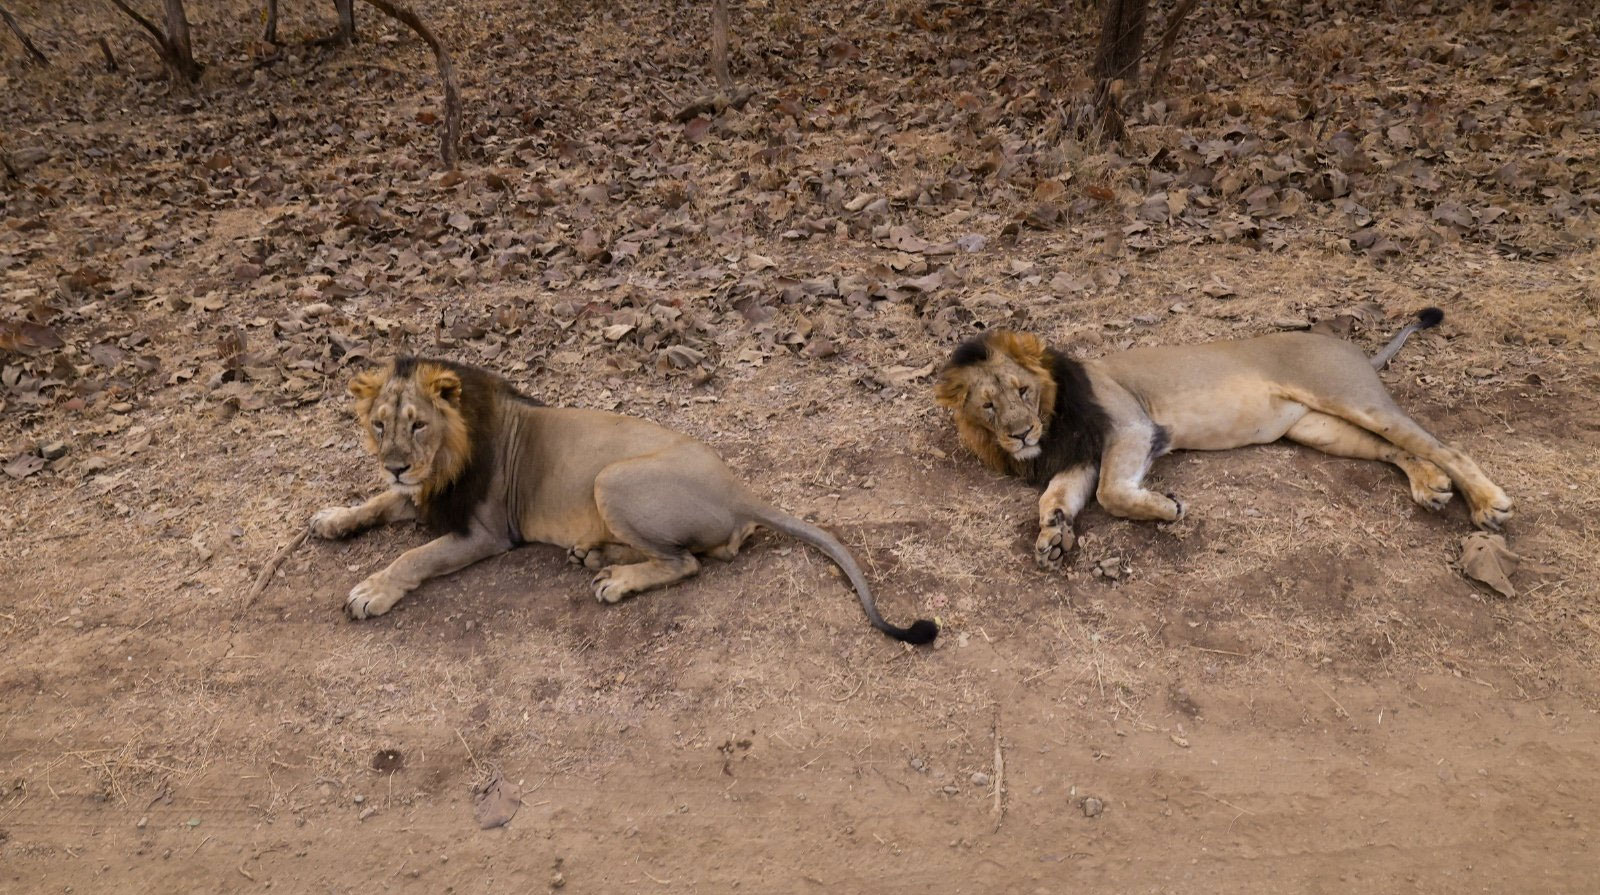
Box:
[1417,307,1444,328]
[892,619,940,645]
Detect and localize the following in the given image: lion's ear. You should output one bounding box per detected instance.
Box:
[990,331,1047,371]
[933,372,967,408]
[422,367,462,406]
[348,369,385,401]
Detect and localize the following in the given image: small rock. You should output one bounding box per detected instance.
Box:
[109,402,134,413]
[1098,557,1121,570]
[352,794,365,804]
[551,872,566,889]
[970,772,991,787]
[358,806,376,821]
[909,758,925,771]
[136,815,148,829]
[942,785,959,795]
[1082,797,1104,818]
[39,441,68,461]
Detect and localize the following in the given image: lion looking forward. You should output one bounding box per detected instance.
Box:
[311,357,937,644]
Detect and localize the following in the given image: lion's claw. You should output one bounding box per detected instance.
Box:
[345,576,405,619]
[592,568,626,604]
[1165,493,1186,522]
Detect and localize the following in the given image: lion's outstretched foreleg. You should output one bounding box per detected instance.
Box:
[345,529,510,618]
[310,489,416,540]
[1036,464,1098,570]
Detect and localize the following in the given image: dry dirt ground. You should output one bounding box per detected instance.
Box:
[3,0,1599,892]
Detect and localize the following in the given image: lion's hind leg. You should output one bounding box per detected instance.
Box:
[586,453,742,603]
[1312,399,1512,529]
[1285,412,1454,511]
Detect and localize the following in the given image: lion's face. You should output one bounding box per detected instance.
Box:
[935,331,1057,464]
[348,361,470,497]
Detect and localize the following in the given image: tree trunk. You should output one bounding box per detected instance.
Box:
[107,0,202,84]
[1094,0,1147,86]
[711,0,732,90]
[262,0,278,43]
[335,0,356,43]
[0,3,50,66]
[162,0,198,80]
[356,0,459,168]
[1091,0,1147,140]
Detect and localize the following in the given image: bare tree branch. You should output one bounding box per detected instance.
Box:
[98,35,118,71]
[356,0,460,168]
[0,3,49,67]
[1149,0,1198,96]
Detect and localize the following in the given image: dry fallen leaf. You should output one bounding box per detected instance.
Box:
[1458,532,1522,598]
[472,774,521,830]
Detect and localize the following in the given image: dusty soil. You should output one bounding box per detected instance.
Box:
[3,0,1598,891]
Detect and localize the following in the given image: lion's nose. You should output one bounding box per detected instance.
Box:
[385,463,410,478]
[1010,428,1033,442]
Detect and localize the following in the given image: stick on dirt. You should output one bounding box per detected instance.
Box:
[990,710,1005,829]
[244,526,310,608]
[356,0,460,168]
[0,3,50,66]
[97,35,118,71]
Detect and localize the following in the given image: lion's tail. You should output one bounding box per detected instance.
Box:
[1369,307,1444,370]
[748,505,938,645]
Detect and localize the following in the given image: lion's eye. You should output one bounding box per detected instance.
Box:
[1018,385,1030,398]
[372,420,385,434]
[412,421,427,433]
[982,402,995,413]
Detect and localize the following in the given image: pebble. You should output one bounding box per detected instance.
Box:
[39,441,68,460]
[909,757,925,771]
[551,872,566,889]
[942,785,960,795]
[136,815,148,829]
[358,807,376,821]
[1083,797,1104,818]
[110,402,134,413]
[970,772,991,787]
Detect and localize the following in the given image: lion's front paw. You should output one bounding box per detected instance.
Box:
[311,506,358,540]
[1472,494,1514,531]
[345,575,406,619]
[1035,510,1073,571]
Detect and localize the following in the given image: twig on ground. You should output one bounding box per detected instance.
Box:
[1314,681,1350,720]
[244,526,310,609]
[97,35,118,71]
[990,709,1005,830]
